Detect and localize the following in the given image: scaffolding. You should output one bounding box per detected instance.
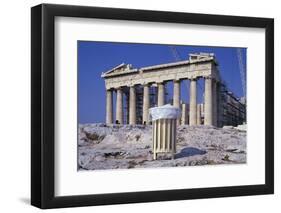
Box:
[219,83,246,127]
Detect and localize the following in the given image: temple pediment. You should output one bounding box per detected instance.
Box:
[101,63,138,78]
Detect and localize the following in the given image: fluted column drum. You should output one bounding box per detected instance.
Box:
[152,119,177,160]
[149,105,181,160]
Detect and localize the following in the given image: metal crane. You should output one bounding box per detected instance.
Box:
[169,45,181,62]
[237,48,246,99]
[168,46,203,94]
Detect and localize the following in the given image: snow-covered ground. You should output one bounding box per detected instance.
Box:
[78,124,246,171]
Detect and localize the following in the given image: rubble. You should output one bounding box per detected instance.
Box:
[78,124,246,171]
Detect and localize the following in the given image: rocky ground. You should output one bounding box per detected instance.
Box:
[78,124,246,171]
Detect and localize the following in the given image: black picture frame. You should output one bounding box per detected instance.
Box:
[31,3,274,209]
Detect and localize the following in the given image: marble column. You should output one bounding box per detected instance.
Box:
[125,92,129,124]
[196,104,201,125]
[181,103,187,125]
[157,82,165,106]
[204,77,213,125]
[213,81,217,127]
[106,89,113,124]
[142,84,150,125]
[189,79,197,125]
[129,86,136,125]
[173,80,180,107]
[173,80,181,125]
[116,88,123,124]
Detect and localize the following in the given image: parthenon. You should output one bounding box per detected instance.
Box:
[101,53,246,127]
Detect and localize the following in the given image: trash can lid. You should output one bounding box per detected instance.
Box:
[149,104,181,121]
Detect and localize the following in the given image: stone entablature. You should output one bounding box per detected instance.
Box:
[102,57,220,90]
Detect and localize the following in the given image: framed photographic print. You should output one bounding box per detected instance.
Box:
[31,3,274,209]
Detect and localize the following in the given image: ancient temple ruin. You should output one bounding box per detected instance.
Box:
[101,53,246,127]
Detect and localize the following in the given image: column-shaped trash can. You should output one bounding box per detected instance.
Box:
[149,104,181,160]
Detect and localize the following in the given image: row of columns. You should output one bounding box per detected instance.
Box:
[181,103,203,125]
[106,77,218,126]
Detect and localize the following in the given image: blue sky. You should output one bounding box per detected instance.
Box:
[78,41,246,124]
